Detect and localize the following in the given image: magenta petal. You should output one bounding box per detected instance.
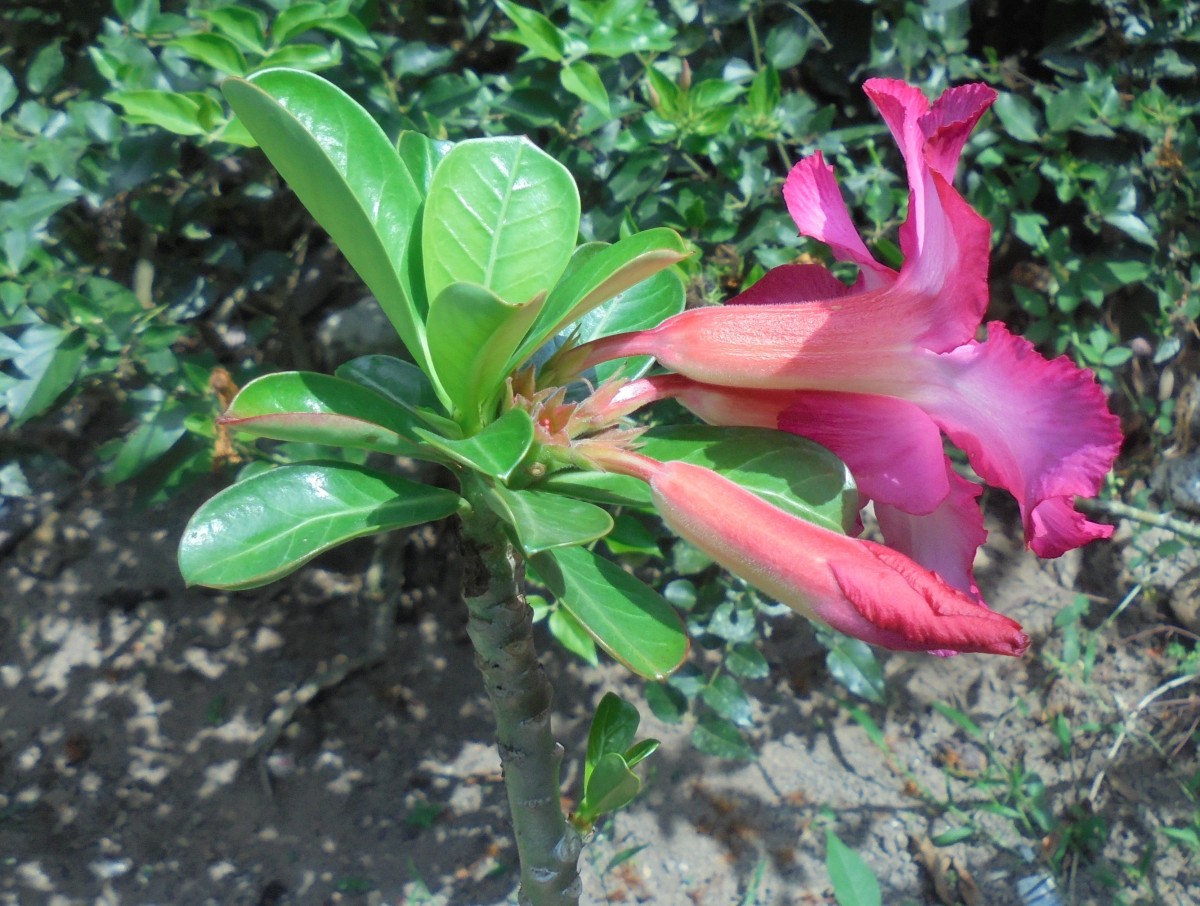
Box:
[782,154,896,289]
[919,83,997,179]
[874,466,987,599]
[902,173,993,352]
[863,79,931,165]
[729,263,856,306]
[917,322,1123,556]
[778,392,949,514]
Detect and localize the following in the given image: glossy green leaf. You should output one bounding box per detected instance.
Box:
[334,354,444,417]
[638,426,857,534]
[623,738,659,769]
[577,267,685,382]
[412,408,533,480]
[104,395,190,485]
[179,462,463,590]
[220,371,430,457]
[201,6,267,53]
[486,485,613,554]
[168,33,248,76]
[586,692,640,785]
[531,470,652,507]
[107,90,207,136]
[422,137,579,306]
[548,607,599,666]
[533,546,687,680]
[578,753,640,821]
[512,227,689,367]
[222,71,438,394]
[560,60,610,115]
[426,282,545,424]
[397,131,451,195]
[826,831,882,906]
[494,0,565,61]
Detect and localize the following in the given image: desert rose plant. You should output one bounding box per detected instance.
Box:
[178,70,1120,905]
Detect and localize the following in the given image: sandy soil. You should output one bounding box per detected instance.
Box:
[2,465,1198,906]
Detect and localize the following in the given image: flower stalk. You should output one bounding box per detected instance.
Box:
[457,476,583,906]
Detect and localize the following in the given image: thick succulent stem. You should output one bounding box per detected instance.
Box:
[458,482,582,906]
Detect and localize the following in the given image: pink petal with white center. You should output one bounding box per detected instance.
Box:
[901,172,993,352]
[782,154,896,290]
[864,79,931,166]
[915,322,1122,557]
[777,392,949,514]
[728,263,856,306]
[874,465,987,599]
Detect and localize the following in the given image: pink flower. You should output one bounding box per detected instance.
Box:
[578,79,1122,595]
[596,452,1028,657]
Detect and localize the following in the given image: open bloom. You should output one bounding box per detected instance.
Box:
[594,451,1028,656]
[578,79,1122,597]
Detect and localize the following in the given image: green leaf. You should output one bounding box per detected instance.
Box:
[258,43,342,72]
[822,631,886,705]
[560,60,610,116]
[0,66,16,117]
[222,71,438,395]
[104,395,190,485]
[201,6,268,53]
[701,674,753,727]
[272,1,338,44]
[413,408,533,481]
[533,545,688,680]
[513,228,689,367]
[727,643,769,680]
[26,41,65,95]
[623,738,659,769]
[578,752,640,820]
[179,462,462,590]
[991,92,1043,143]
[168,33,248,76]
[586,692,640,785]
[486,485,613,554]
[107,90,207,136]
[930,701,984,740]
[531,470,652,507]
[335,354,446,419]
[220,371,430,457]
[638,426,857,534]
[691,713,754,760]
[426,282,544,424]
[422,137,580,306]
[826,831,882,906]
[397,131,451,196]
[577,267,685,382]
[645,682,687,723]
[548,607,599,666]
[494,0,566,61]
[4,325,86,423]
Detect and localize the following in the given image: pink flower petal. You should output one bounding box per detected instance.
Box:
[915,322,1122,556]
[781,154,896,289]
[919,82,998,179]
[874,465,987,598]
[728,263,856,306]
[778,392,949,514]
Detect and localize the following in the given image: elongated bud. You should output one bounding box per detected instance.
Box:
[602,454,1028,657]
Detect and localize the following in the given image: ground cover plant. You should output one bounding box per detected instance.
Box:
[2,0,1199,903]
